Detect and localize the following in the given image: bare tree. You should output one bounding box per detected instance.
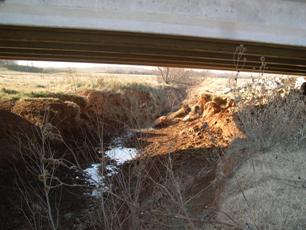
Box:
[157,67,188,85]
[157,67,171,84]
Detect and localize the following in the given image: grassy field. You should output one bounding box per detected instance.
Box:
[0,67,165,99]
[0,66,298,98]
[0,66,190,140]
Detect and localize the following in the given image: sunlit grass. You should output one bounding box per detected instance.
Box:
[0,67,164,99]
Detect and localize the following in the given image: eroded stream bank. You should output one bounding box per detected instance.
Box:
[0,84,187,230]
[2,73,306,229]
[78,86,306,230]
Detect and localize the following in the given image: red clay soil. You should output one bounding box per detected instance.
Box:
[137,107,243,156]
[0,87,181,145]
[0,87,182,169]
[12,98,81,131]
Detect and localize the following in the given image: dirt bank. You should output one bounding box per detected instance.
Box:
[97,93,246,229]
[117,89,306,229]
[0,110,39,167]
[0,86,184,143]
[0,84,186,230]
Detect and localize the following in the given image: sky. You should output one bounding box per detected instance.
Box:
[16,60,219,73]
[17,60,154,69]
[16,60,291,78]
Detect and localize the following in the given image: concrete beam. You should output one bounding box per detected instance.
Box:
[0,1,306,74]
[1,0,306,47]
[0,25,306,75]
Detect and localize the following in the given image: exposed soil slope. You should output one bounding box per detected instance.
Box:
[139,107,242,156]
[0,86,184,143]
[116,93,246,229]
[123,90,306,230]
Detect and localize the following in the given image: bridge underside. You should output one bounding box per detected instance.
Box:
[1,25,306,75]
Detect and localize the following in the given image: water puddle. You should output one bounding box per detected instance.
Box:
[295,76,306,89]
[83,132,138,197]
[105,147,137,164]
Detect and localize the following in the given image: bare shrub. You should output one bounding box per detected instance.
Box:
[228,45,247,91]
[235,87,306,152]
[96,78,105,88]
[14,112,86,230]
[219,90,306,228]
[219,74,306,229]
[16,133,63,230]
[232,69,306,150]
[157,67,188,85]
[66,68,82,92]
[87,134,242,230]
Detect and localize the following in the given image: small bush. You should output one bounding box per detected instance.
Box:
[1,87,19,95]
[156,67,190,85]
[236,89,306,151]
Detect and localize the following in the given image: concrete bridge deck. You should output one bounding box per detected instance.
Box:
[1,0,306,74]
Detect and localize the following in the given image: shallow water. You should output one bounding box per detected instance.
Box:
[295,76,306,89]
[105,147,137,164]
[83,132,138,197]
[84,164,101,186]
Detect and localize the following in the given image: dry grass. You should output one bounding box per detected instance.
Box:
[236,91,306,151]
[0,67,163,99]
[217,80,306,229]
[219,147,306,229]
